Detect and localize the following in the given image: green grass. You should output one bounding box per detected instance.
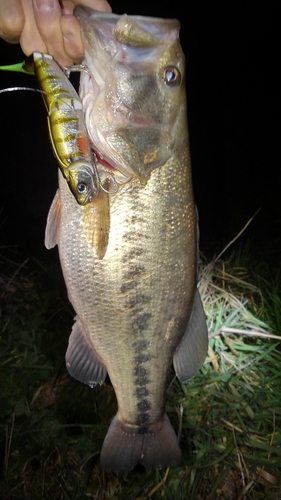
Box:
[0,241,281,499]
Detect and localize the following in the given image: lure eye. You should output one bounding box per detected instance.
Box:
[163,66,181,86]
[77,183,87,194]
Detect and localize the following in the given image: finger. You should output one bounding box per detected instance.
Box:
[0,0,25,43]
[19,0,48,55]
[60,0,111,64]
[60,14,84,64]
[60,0,75,16]
[71,0,112,13]
[32,0,75,66]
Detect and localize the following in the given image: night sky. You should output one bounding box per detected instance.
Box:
[0,2,279,262]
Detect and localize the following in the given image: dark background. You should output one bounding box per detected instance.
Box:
[0,1,279,261]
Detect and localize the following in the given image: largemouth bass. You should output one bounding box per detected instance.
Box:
[45,6,208,474]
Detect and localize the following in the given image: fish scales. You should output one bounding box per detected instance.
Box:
[59,153,196,417]
[46,6,208,474]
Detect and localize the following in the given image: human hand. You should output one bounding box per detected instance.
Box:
[0,0,111,67]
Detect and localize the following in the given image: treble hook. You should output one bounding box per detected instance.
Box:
[63,64,91,79]
[100,172,119,195]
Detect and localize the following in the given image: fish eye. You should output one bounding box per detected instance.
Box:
[77,183,87,194]
[163,66,181,86]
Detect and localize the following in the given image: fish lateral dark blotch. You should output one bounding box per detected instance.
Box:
[137,398,151,414]
[120,280,137,293]
[133,365,149,380]
[136,401,151,426]
[122,230,149,242]
[126,293,151,309]
[135,385,150,399]
[121,247,144,263]
[132,339,150,351]
[122,264,145,281]
[131,312,152,331]
[134,352,152,364]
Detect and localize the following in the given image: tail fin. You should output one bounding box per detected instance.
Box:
[100,413,182,474]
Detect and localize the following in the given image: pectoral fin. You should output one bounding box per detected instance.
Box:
[173,289,208,383]
[45,189,61,249]
[66,316,107,388]
[82,189,110,259]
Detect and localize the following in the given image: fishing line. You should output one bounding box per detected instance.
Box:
[0,86,49,95]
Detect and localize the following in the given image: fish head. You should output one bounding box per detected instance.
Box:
[74,7,186,185]
[66,160,100,205]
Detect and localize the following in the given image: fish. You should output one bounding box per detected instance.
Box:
[45,6,208,474]
[33,51,100,205]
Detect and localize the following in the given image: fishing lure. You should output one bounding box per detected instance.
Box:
[33,52,100,205]
[0,54,118,202]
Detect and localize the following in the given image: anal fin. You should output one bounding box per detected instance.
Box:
[66,316,107,388]
[173,288,208,383]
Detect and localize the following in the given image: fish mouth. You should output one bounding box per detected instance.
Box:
[92,147,132,190]
[93,150,114,170]
[74,6,180,185]
[92,148,127,193]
